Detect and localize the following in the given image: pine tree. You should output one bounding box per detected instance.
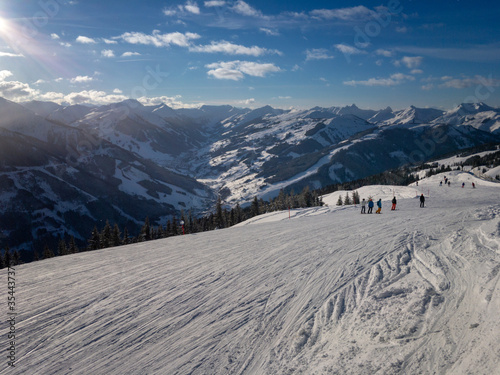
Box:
[122,227,130,245]
[156,224,164,239]
[68,236,78,254]
[58,239,68,256]
[251,196,259,217]
[12,250,21,266]
[352,191,360,205]
[4,246,11,267]
[171,216,179,236]
[33,249,40,262]
[344,192,351,205]
[0,249,5,269]
[302,186,313,207]
[336,195,343,206]
[42,245,54,259]
[112,224,122,246]
[89,226,101,250]
[101,220,112,248]
[141,217,151,241]
[235,203,243,223]
[215,196,224,229]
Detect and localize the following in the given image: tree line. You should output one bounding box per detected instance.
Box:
[9,185,324,265]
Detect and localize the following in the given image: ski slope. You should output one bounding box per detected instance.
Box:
[2,171,499,374]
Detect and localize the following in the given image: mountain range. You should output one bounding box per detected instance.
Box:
[1,97,499,251]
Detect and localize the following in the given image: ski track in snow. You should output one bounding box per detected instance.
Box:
[1,171,499,375]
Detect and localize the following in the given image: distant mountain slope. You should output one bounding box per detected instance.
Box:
[1,98,498,252]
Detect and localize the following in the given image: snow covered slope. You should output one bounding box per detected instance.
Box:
[4,171,499,374]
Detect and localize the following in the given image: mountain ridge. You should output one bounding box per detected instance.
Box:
[1,97,499,252]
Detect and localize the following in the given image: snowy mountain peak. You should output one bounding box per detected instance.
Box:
[452,102,494,115]
[382,105,444,125]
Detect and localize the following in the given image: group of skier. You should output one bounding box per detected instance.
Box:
[360,194,425,214]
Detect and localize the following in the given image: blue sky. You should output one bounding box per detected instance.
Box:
[0,0,499,110]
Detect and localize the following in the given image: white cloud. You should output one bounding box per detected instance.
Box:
[204,0,226,6]
[0,77,38,100]
[334,44,366,55]
[103,38,118,45]
[51,33,60,40]
[206,60,281,80]
[76,35,97,44]
[38,91,65,102]
[232,0,262,17]
[163,9,177,16]
[119,30,201,48]
[101,49,115,58]
[411,69,423,74]
[344,73,414,87]
[138,95,201,109]
[396,26,408,33]
[0,52,23,58]
[238,98,255,105]
[398,56,423,69]
[438,75,500,89]
[70,75,94,83]
[0,70,14,81]
[310,6,374,21]
[184,1,200,14]
[190,41,281,56]
[260,28,279,36]
[306,48,334,61]
[113,88,123,94]
[64,90,128,105]
[121,52,141,57]
[376,49,393,57]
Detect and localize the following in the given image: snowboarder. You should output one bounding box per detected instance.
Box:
[368,198,374,214]
[375,199,382,214]
[391,196,397,211]
[420,194,425,208]
[361,199,366,214]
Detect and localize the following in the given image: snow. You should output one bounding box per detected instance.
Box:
[3,171,500,374]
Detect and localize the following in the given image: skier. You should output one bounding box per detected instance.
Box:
[462,182,465,188]
[472,182,475,188]
[440,181,442,186]
[420,194,425,208]
[391,196,397,211]
[375,199,382,214]
[361,198,366,214]
[368,198,374,214]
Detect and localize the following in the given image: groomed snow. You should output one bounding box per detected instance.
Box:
[2,171,499,374]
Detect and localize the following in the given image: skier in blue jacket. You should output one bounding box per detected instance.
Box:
[367,198,374,214]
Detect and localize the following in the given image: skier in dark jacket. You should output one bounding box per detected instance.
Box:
[420,194,425,208]
[368,198,374,214]
[391,197,397,211]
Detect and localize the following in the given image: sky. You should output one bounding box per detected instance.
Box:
[0,0,499,110]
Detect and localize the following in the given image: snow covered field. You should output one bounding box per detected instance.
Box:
[2,171,499,374]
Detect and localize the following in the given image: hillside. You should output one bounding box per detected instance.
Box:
[2,97,500,253]
[3,170,499,374]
